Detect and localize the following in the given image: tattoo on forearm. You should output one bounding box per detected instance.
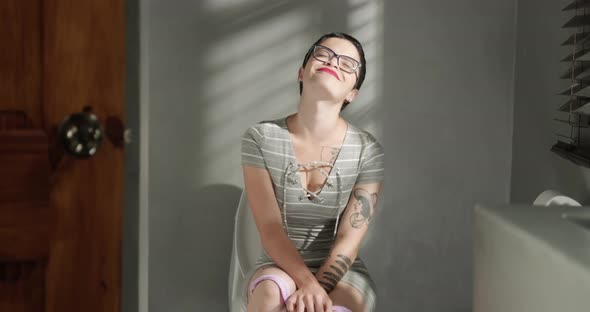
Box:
[323,271,341,280]
[338,254,353,267]
[322,274,339,285]
[319,281,335,292]
[335,259,348,271]
[319,254,353,293]
[319,275,337,293]
[329,264,344,276]
[349,188,378,229]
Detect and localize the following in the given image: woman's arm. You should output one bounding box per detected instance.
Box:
[314,182,382,293]
[242,165,318,287]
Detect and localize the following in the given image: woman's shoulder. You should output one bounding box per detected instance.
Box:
[346,122,385,179]
[346,122,383,149]
[242,117,288,140]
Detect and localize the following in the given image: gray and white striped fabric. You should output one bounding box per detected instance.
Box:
[238,116,384,311]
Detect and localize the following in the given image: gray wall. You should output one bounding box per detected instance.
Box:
[142,0,517,311]
[510,0,590,204]
[374,1,516,311]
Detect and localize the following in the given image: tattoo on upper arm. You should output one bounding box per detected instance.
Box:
[349,188,378,229]
[320,254,353,293]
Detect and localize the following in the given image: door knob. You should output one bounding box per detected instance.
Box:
[58,110,104,158]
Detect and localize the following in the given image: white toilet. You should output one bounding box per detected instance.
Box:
[532,189,581,207]
[228,191,263,311]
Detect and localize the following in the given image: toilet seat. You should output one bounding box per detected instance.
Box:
[533,189,581,207]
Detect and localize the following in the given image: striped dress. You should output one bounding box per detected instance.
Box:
[239,116,385,311]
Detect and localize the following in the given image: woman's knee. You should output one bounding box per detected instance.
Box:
[250,280,283,303]
[247,267,296,308]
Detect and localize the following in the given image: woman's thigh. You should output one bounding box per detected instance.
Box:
[329,281,368,312]
[247,266,297,303]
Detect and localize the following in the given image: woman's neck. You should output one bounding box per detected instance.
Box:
[289,95,344,143]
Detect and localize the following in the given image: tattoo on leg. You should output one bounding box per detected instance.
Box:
[349,188,379,228]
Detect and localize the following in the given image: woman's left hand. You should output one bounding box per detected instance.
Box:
[285,281,332,312]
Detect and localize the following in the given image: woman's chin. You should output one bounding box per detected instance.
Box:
[305,81,344,100]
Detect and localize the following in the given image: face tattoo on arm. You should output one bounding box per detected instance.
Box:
[349,188,378,229]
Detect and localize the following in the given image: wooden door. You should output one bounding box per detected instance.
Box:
[0,0,124,311]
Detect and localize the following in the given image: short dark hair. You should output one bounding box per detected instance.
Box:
[299,32,367,111]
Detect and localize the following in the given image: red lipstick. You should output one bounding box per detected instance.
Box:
[318,67,340,80]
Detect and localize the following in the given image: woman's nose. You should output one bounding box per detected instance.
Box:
[326,56,339,68]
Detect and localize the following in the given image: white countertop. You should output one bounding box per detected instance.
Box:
[475,203,590,272]
[474,203,590,312]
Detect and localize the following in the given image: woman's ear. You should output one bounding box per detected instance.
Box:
[346,89,359,103]
[298,68,303,82]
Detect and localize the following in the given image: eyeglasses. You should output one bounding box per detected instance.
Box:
[310,45,362,74]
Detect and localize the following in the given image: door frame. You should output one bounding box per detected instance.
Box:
[122,0,149,311]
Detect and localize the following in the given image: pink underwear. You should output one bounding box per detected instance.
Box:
[249,274,352,312]
[249,274,292,303]
[332,306,353,312]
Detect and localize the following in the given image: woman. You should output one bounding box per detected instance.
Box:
[240,32,384,312]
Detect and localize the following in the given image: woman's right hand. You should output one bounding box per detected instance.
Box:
[285,281,333,312]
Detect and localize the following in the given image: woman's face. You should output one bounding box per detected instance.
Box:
[299,37,361,104]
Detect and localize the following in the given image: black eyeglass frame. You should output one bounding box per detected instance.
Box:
[311,44,362,75]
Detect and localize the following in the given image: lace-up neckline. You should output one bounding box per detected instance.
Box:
[282,116,349,201]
